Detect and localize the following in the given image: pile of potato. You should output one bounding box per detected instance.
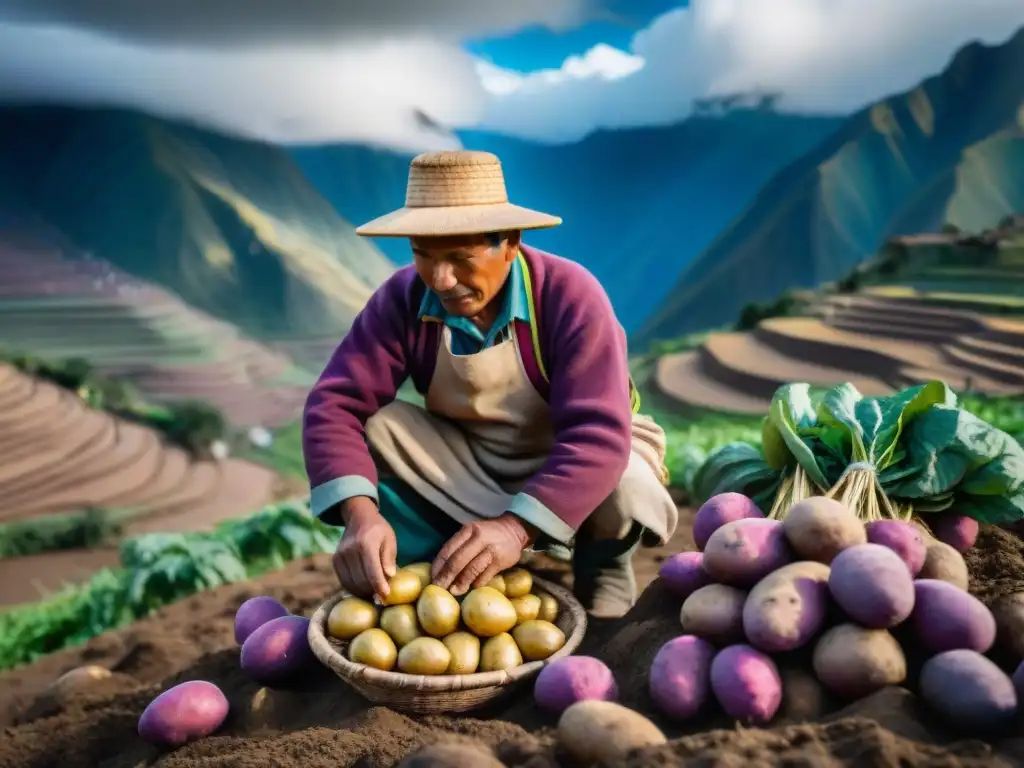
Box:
[655,492,1021,731]
[328,563,566,676]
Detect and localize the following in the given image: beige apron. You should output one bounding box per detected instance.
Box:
[365,326,677,545]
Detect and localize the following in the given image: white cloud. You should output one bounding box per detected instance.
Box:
[481,43,644,92]
[0,0,590,151]
[476,0,1024,143]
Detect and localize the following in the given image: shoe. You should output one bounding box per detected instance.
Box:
[571,523,643,620]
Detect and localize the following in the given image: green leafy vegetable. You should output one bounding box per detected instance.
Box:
[694,380,1024,525]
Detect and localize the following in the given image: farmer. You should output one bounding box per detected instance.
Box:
[303,150,678,619]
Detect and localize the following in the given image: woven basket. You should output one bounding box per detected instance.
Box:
[307,576,587,714]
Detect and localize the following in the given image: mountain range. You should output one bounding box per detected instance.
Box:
[293,114,844,331]
[634,27,1024,347]
[0,27,1020,360]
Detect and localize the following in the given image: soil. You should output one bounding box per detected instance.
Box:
[3,513,1024,768]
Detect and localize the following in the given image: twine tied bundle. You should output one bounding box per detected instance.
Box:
[824,461,910,522]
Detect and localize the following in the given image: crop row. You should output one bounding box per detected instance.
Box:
[0,500,340,671]
[1,349,227,458]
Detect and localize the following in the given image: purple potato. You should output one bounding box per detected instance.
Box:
[865,520,927,577]
[930,514,980,553]
[138,680,229,747]
[693,493,763,551]
[911,580,996,654]
[782,496,865,564]
[240,615,316,687]
[234,596,290,645]
[742,561,831,653]
[702,518,792,587]
[659,552,711,599]
[920,650,1017,731]
[648,635,715,720]
[680,584,747,645]
[709,644,782,724]
[812,624,906,699]
[828,544,915,629]
[534,656,618,714]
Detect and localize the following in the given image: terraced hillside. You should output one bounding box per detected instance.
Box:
[635,27,1024,346]
[0,223,313,427]
[0,362,281,606]
[654,229,1024,413]
[0,106,395,347]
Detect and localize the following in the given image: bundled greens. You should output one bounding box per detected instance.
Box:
[694,380,1024,524]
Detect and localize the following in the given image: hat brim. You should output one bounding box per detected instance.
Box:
[355,202,561,237]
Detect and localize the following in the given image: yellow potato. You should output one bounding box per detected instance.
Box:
[484,574,507,594]
[510,594,541,625]
[397,637,451,675]
[397,743,505,768]
[512,619,566,661]
[461,587,518,637]
[349,628,397,671]
[480,633,523,672]
[382,569,424,606]
[380,604,423,647]
[503,568,533,598]
[417,585,461,637]
[404,562,433,589]
[918,540,969,591]
[442,632,481,674]
[536,592,559,623]
[47,665,112,697]
[557,701,666,764]
[327,597,378,640]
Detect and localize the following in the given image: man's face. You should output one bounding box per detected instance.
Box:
[410,231,521,318]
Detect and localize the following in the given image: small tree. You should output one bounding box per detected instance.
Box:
[162,401,227,457]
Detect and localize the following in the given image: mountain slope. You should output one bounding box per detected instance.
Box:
[0,107,395,345]
[0,222,313,427]
[0,360,279,605]
[635,27,1024,347]
[292,112,844,331]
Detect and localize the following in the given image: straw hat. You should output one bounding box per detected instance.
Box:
[355,151,562,237]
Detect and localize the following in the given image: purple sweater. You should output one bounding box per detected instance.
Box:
[302,245,633,532]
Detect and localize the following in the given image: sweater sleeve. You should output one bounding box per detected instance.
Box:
[302,276,411,523]
[506,266,633,540]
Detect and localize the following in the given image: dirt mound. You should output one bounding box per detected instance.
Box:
[2,526,1024,768]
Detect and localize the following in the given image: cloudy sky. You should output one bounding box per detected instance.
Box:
[1,0,1023,150]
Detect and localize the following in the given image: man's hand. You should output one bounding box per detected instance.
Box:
[333,496,397,600]
[432,514,534,596]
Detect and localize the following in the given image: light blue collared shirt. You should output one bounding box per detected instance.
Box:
[417,254,530,354]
